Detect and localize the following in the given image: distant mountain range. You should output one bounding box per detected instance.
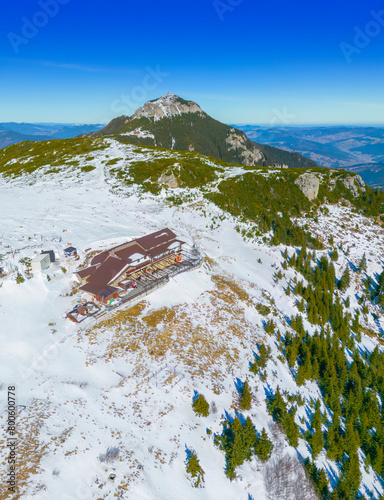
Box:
[3,106,384,188]
[236,125,384,188]
[90,93,319,169]
[0,122,104,149]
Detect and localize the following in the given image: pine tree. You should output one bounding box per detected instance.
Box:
[358,253,367,273]
[243,417,256,460]
[265,319,275,334]
[284,409,299,448]
[228,417,247,477]
[310,427,324,460]
[344,420,359,455]
[336,450,361,498]
[375,270,384,304]
[311,356,320,381]
[257,344,268,369]
[326,416,344,462]
[310,402,324,461]
[240,381,252,411]
[296,364,306,386]
[330,249,338,262]
[186,452,205,488]
[338,267,350,291]
[192,394,209,417]
[351,310,360,335]
[304,459,329,499]
[255,428,273,461]
[345,296,350,308]
[267,387,286,424]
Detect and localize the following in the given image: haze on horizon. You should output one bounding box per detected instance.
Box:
[1,0,384,126]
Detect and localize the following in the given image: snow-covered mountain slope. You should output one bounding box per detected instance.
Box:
[0,139,384,499]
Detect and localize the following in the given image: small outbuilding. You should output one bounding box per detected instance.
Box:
[79,282,120,304]
[41,250,55,263]
[64,246,77,258]
[31,253,51,272]
[76,305,89,316]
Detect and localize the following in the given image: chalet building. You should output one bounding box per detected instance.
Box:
[64,246,77,257]
[41,250,56,263]
[31,253,51,272]
[77,228,184,304]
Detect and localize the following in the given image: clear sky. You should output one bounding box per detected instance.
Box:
[1,0,384,125]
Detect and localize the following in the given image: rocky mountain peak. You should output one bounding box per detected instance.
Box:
[130,93,204,121]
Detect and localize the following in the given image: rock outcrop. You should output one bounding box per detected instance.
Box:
[131,93,204,121]
[341,175,365,197]
[157,171,180,189]
[295,173,320,201]
[226,129,264,166]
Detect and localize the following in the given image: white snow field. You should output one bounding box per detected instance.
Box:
[0,140,383,499]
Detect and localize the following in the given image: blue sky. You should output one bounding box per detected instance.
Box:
[1,0,384,124]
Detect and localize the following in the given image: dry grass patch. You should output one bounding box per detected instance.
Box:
[0,401,57,498]
[83,273,261,381]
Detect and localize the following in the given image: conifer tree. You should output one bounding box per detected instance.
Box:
[192,394,209,417]
[338,266,350,292]
[375,270,384,305]
[255,428,273,461]
[311,426,324,460]
[304,459,329,498]
[265,319,275,334]
[330,249,338,262]
[336,451,361,499]
[240,380,252,411]
[326,416,344,462]
[257,344,268,369]
[351,310,360,336]
[229,417,247,472]
[358,253,367,273]
[296,364,306,386]
[186,452,205,488]
[267,387,286,423]
[284,409,299,448]
[344,420,359,456]
[242,417,256,460]
[310,402,324,459]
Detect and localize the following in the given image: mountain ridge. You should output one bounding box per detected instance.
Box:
[0,122,104,150]
[91,94,320,169]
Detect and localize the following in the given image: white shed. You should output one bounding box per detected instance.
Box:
[31,253,51,272]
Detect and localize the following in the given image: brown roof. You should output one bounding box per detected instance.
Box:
[89,256,127,285]
[77,305,88,315]
[80,283,119,298]
[91,250,109,266]
[113,242,148,263]
[135,228,177,250]
[148,239,184,259]
[76,265,99,279]
[77,228,182,291]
